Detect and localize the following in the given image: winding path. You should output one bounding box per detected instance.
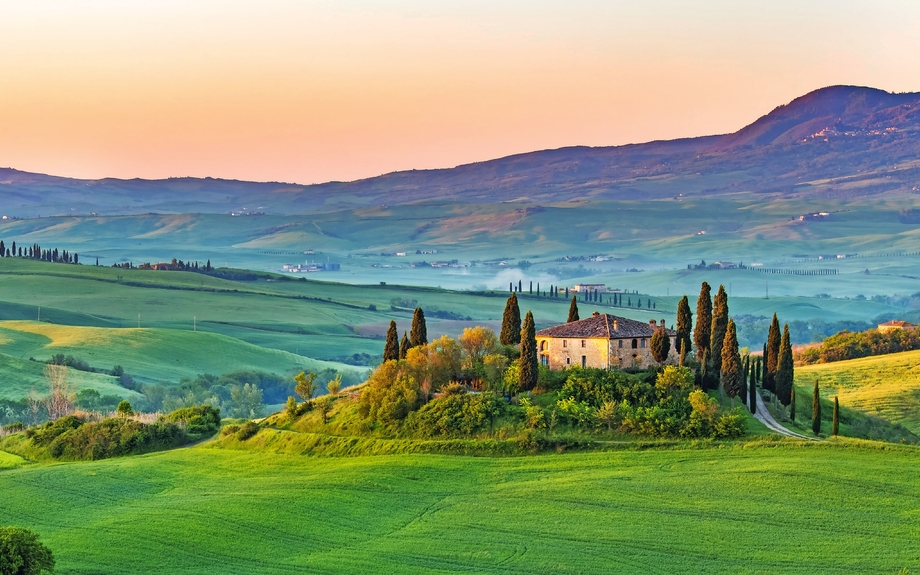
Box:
[752,393,816,440]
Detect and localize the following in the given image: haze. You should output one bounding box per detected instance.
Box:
[1,0,918,184]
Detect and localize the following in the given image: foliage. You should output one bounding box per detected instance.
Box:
[159,405,222,435]
[228,383,264,419]
[567,296,579,323]
[775,325,794,407]
[812,380,822,435]
[116,400,133,417]
[294,371,318,401]
[315,397,333,425]
[833,396,839,436]
[764,313,781,393]
[693,282,712,363]
[676,295,692,356]
[650,327,671,363]
[358,360,422,427]
[383,320,399,362]
[236,421,259,441]
[407,388,504,437]
[519,311,537,391]
[795,326,920,365]
[409,307,428,348]
[499,292,521,346]
[720,319,743,401]
[0,526,55,575]
[709,285,728,374]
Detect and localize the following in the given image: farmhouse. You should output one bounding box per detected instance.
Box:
[572,283,607,293]
[877,320,917,333]
[536,312,677,370]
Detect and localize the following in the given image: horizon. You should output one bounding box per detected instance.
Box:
[2,1,920,184]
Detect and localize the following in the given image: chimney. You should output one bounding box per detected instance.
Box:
[661,318,666,329]
[613,320,618,331]
[592,311,600,317]
[649,319,657,327]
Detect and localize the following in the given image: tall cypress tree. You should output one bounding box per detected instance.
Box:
[676,295,693,358]
[789,387,796,422]
[775,324,794,409]
[765,313,781,394]
[678,339,687,367]
[500,292,522,345]
[720,318,742,406]
[567,296,580,323]
[693,282,712,364]
[383,320,399,362]
[700,348,710,391]
[399,331,410,359]
[650,327,671,364]
[740,355,749,406]
[832,397,839,436]
[749,361,757,414]
[410,307,428,348]
[709,285,729,375]
[812,379,821,435]
[519,311,538,391]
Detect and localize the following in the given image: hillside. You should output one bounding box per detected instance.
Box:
[2,86,919,218]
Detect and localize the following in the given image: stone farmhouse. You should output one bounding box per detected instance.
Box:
[877,320,917,333]
[535,312,678,370]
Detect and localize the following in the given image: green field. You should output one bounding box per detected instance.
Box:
[0,442,918,574]
[796,349,920,434]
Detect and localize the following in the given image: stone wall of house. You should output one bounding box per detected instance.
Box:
[537,336,679,371]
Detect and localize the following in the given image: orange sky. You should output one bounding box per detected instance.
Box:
[1,1,918,184]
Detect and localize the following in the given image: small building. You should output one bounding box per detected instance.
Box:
[535,312,677,370]
[572,283,607,293]
[878,320,917,333]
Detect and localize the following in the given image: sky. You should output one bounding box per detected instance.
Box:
[1,0,919,184]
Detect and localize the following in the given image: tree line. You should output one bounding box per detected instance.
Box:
[0,240,79,264]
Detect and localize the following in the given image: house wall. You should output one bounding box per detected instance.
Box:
[537,336,678,370]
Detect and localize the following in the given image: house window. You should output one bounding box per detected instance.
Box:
[541,355,549,367]
[618,340,623,348]
[540,340,547,351]
[631,338,638,349]
[566,357,571,365]
[563,340,567,348]
[581,340,586,348]
[581,355,587,368]
[641,339,647,348]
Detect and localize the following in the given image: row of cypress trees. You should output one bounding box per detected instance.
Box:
[382,307,429,362]
[501,292,538,391]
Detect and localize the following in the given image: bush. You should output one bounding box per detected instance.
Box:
[159,405,221,435]
[0,526,55,574]
[45,418,187,460]
[221,424,241,437]
[407,389,505,438]
[26,415,84,446]
[236,421,260,440]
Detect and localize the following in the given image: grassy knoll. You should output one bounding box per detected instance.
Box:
[0,350,138,401]
[0,450,26,469]
[0,442,918,573]
[796,349,920,434]
[0,321,359,387]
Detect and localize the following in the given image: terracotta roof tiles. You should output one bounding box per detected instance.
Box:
[536,313,675,339]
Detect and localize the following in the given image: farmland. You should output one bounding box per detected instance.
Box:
[1,442,918,574]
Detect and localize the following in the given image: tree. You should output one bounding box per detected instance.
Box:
[397,331,409,359]
[693,282,712,364]
[43,364,74,421]
[567,296,579,323]
[383,320,400,362]
[789,387,796,422]
[0,526,55,575]
[294,371,318,401]
[832,396,839,436]
[678,338,687,367]
[650,327,671,364]
[709,285,728,375]
[459,326,500,369]
[327,374,342,395]
[315,396,333,424]
[229,383,264,419]
[748,360,757,414]
[764,313,781,394]
[519,311,538,391]
[740,355,749,407]
[410,307,428,348]
[500,292,522,345]
[775,324,794,409]
[116,400,133,418]
[812,380,822,435]
[676,295,693,358]
[720,318,742,406]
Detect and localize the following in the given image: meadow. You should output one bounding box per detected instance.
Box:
[1,442,918,574]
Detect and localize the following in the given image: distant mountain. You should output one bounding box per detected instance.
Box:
[2,85,919,217]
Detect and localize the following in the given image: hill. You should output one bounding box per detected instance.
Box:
[2,86,919,218]
[0,443,918,573]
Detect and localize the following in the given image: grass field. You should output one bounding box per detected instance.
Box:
[0,350,139,401]
[0,442,918,574]
[796,349,920,434]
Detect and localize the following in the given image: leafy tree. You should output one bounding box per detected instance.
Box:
[650,327,671,364]
[410,307,428,348]
[228,383,264,419]
[294,371,318,401]
[812,380,821,435]
[693,282,712,363]
[459,326,500,369]
[709,285,728,375]
[567,296,579,323]
[326,374,342,395]
[116,400,133,418]
[0,526,55,575]
[500,292,522,345]
[775,325,794,408]
[720,318,742,406]
[832,396,839,436]
[676,295,692,357]
[383,320,400,362]
[399,331,410,360]
[358,360,421,425]
[519,311,538,391]
[764,313,781,394]
[315,396,333,424]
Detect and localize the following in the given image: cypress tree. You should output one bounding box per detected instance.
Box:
[410,307,428,348]
[650,327,671,364]
[529,281,532,295]
[764,313,781,394]
[693,282,712,364]
[678,339,687,367]
[740,355,749,406]
[832,397,839,436]
[567,296,579,323]
[518,280,522,292]
[519,311,538,391]
[628,297,632,307]
[720,318,742,406]
[565,287,569,298]
[676,295,693,358]
[749,361,757,414]
[0,240,4,256]
[709,285,729,375]
[775,324,794,408]
[383,320,399,362]
[700,348,710,391]
[790,387,796,422]
[509,282,513,293]
[399,331,410,359]
[812,379,821,435]
[500,292,522,346]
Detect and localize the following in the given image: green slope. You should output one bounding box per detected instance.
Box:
[0,443,918,573]
[0,351,139,402]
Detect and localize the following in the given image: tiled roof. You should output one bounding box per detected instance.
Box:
[536,313,675,339]
[878,320,915,327]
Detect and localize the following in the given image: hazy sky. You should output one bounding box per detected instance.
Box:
[1,1,919,184]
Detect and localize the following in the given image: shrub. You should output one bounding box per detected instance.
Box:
[26,415,84,446]
[44,418,188,460]
[236,421,260,440]
[159,405,221,435]
[0,525,55,574]
[407,390,504,438]
[221,424,241,437]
